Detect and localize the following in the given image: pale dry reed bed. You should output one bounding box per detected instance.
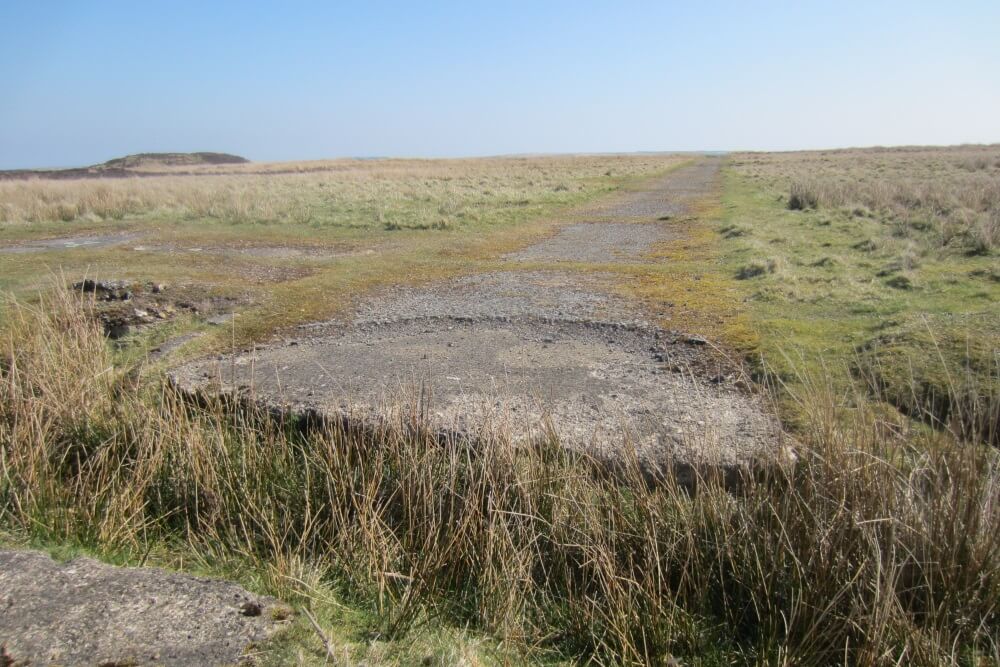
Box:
[736,145,1000,254]
[0,155,674,229]
[2,290,999,665]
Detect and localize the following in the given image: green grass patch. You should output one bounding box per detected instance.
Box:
[720,159,999,438]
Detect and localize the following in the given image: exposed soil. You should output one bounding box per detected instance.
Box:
[172,158,793,480]
[0,549,281,666]
[72,279,247,338]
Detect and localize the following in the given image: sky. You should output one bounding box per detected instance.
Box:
[1,1,998,168]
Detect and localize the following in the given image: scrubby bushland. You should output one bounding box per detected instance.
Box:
[1,290,999,665]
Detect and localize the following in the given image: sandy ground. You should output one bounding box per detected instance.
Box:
[172,158,792,478]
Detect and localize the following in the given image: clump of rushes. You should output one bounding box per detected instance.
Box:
[1,288,999,665]
[787,180,820,210]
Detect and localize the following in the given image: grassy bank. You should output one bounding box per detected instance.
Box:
[720,147,999,438]
[2,282,998,665]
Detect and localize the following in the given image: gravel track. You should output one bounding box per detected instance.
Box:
[506,158,719,263]
[5,156,785,663]
[173,156,793,478]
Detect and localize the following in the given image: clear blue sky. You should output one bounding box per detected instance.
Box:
[1,1,998,168]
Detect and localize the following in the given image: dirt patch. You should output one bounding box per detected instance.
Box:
[71,279,245,338]
[0,232,142,254]
[0,549,281,666]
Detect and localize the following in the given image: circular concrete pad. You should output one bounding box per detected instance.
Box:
[170,158,791,482]
[173,317,786,479]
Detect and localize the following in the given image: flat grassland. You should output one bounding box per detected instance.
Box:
[1,149,998,666]
[0,155,682,345]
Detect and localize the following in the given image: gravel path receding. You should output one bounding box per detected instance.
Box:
[505,158,720,263]
[582,157,722,220]
[505,222,670,263]
[172,156,793,480]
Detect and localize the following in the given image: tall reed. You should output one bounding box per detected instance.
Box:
[1,290,998,665]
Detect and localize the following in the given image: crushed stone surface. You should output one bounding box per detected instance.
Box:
[506,158,719,263]
[0,549,280,666]
[583,158,722,220]
[344,270,654,327]
[173,318,787,480]
[506,222,670,263]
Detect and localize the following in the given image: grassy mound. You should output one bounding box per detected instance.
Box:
[856,313,999,444]
[100,152,249,169]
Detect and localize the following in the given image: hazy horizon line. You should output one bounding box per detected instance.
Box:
[4,141,999,172]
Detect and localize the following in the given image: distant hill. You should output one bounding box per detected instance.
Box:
[99,152,249,169]
[0,152,250,180]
